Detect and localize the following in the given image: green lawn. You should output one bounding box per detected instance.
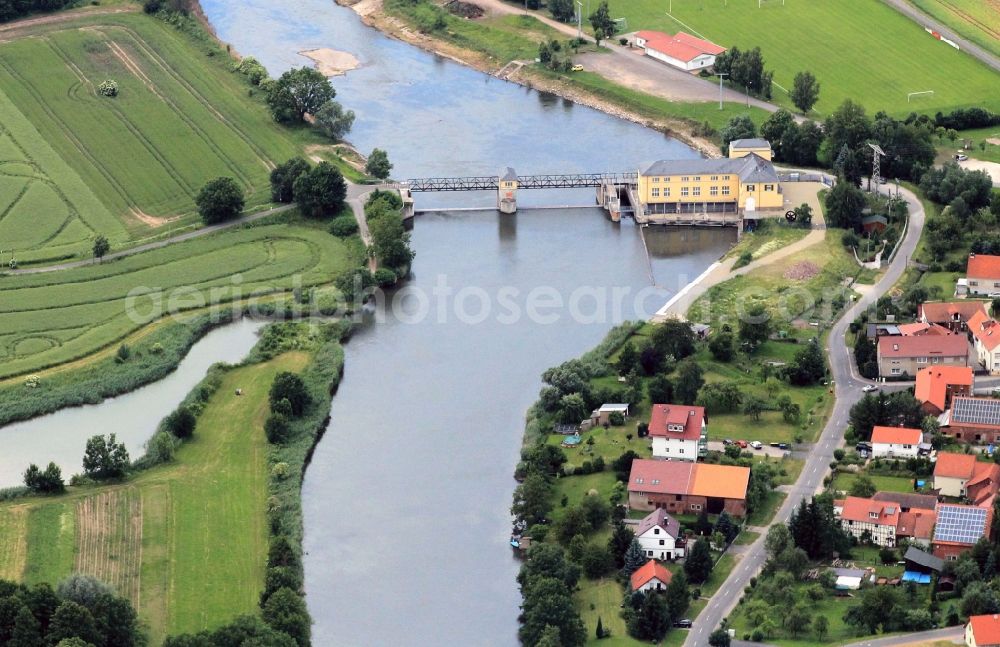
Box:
[832,472,918,495]
[726,219,810,263]
[0,12,310,264]
[746,490,785,527]
[937,126,1000,163]
[734,530,760,545]
[0,223,358,379]
[728,587,862,645]
[0,351,309,642]
[602,0,1000,116]
[908,0,1000,59]
[918,270,961,299]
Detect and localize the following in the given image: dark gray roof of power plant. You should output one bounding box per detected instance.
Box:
[641,153,778,184]
[728,138,772,150]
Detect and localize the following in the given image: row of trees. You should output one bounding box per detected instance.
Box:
[265,372,311,445]
[0,0,75,22]
[269,157,349,219]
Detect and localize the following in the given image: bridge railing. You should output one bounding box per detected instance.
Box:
[402,171,638,192]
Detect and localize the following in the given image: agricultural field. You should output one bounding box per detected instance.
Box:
[0,223,359,379]
[602,0,1000,116]
[0,351,307,641]
[909,0,1000,59]
[0,13,306,265]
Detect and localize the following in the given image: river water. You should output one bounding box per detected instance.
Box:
[2,0,736,643]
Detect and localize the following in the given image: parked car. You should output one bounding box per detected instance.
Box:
[862,384,878,392]
[955,153,968,161]
[777,443,790,450]
[736,440,748,448]
[674,619,693,628]
[571,64,584,71]
[856,442,872,452]
[723,438,734,446]
[750,441,763,450]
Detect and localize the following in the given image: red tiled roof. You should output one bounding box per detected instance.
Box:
[637,30,725,63]
[898,322,952,336]
[627,459,750,501]
[914,366,974,412]
[630,559,672,591]
[871,426,922,446]
[648,404,704,441]
[896,508,937,540]
[971,615,1000,646]
[840,496,901,526]
[934,452,977,479]
[918,301,989,324]
[968,463,1000,506]
[969,310,1000,351]
[968,254,1000,280]
[877,333,968,358]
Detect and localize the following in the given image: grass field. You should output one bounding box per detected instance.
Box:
[0,13,308,264]
[0,222,358,379]
[603,0,1000,116]
[831,472,918,495]
[909,0,1000,59]
[0,351,307,641]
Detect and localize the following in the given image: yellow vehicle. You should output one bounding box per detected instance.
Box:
[571,64,584,71]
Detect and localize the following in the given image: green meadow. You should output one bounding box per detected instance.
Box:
[909,0,1000,59]
[602,0,1000,116]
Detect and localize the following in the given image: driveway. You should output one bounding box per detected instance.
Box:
[683,182,926,646]
[705,441,788,459]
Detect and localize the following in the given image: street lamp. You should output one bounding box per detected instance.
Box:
[715,72,728,110]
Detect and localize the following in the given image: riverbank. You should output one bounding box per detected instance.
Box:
[335,0,728,157]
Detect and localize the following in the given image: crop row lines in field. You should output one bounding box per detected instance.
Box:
[75,489,143,605]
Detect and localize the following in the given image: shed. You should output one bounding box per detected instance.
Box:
[905,545,944,575]
[592,403,629,426]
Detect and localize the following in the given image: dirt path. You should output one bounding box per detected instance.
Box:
[882,0,1000,73]
[0,5,138,38]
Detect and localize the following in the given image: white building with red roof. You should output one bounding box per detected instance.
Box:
[967,614,1000,647]
[966,254,1000,297]
[837,496,902,547]
[648,404,706,461]
[870,426,922,458]
[630,559,673,593]
[634,30,726,72]
[918,300,989,332]
[876,333,969,378]
[968,309,1000,375]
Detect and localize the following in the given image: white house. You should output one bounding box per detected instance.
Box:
[967,614,1000,647]
[870,425,922,458]
[966,253,1000,297]
[635,508,684,560]
[837,496,900,547]
[630,559,673,593]
[634,31,726,72]
[968,310,1000,375]
[648,404,706,461]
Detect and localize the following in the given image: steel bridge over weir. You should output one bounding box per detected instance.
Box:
[402,172,638,193]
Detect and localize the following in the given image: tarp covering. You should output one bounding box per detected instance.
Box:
[902,571,932,584]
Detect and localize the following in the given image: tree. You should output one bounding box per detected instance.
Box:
[621,539,645,578]
[675,359,704,406]
[265,413,291,444]
[265,67,335,122]
[535,625,563,647]
[785,604,812,638]
[23,462,64,494]
[825,176,867,229]
[962,581,1000,616]
[47,601,101,646]
[269,157,310,203]
[164,406,196,439]
[588,1,615,45]
[9,605,41,647]
[651,318,696,360]
[293,161,347,219]
[793,202,813,226]
[738,301,771,349]
[850,474,877,498]
[629,592,671,642]
[608,523,635,568]
[365,148,393,180]
[765,518,791,559]
[313,100,355,140]
[82,434,129,480]
[714,511,739,544]
[708,628,732,647]
[742,396,765,421]
[368,205,414,271]
[790,71,820,114]
[696,381,742,414]
[785,338,826,385]
[844,586,900,635]
[269,372,311,416]
[720,114,756,155]
[196,177,244,224]
[709,332,734,362]
[684,538,713,584]
[261,587,310,646]
[665,570,689,618]
[520,577,587,647]
[549,0,575,22]
[616,342,638,376]
[849,391,923,439]
[92,235,110,262]
[814,614,829,641]
[511,472,553,528]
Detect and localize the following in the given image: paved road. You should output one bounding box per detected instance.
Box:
[881,0,1000,74]
[683,182,927,646]
[843,625,964,647]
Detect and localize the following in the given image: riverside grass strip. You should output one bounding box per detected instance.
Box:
[604,0,1000,116]
[22,502,76,586]
[0,11,305,262]
[0,507,28,581]
[0,224,355,379]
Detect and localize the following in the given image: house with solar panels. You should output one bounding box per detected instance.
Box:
[933,503,992,561]
[942,396,1000,443]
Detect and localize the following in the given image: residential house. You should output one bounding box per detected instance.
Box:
[627,460,751,517]
[635,508,684,560]
[591,403,629,426]
[636,153,782,217]
[934,452,979,497]
[870,425,922,458]
[728,138,773,161]
[966,254,1000,297]
[969,310,1000,375]
[873,491,939,512]
[933,503,991,560]
[876,333,969,378]
[967,614,1000,647]
[649,404,707,461]
[630,559,673,593]
[895,508,937,548]
[837,496,901,547]
[634,31,725,72]
[898,322,952,336]
[914,366,974,416]
[941,396,1000,443]
[919,300,989,333]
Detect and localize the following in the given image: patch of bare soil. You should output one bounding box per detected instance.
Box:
[783,260,820,280]
[299,48,360,76]
[131,208,179,228]
[445,0,485,18]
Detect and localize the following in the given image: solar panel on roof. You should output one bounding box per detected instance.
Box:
[952,398,1000,426]
[933,505,988,545]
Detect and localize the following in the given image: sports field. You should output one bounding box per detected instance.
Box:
[909,0,1000,59]
[0,14,303,264]
[0,224,357,379]
[604,0,1000,116]
[0,351,307,641]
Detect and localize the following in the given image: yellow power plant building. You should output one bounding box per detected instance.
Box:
[636,140,782,217]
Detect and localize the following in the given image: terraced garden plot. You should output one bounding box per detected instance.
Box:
[0,224,356,378]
